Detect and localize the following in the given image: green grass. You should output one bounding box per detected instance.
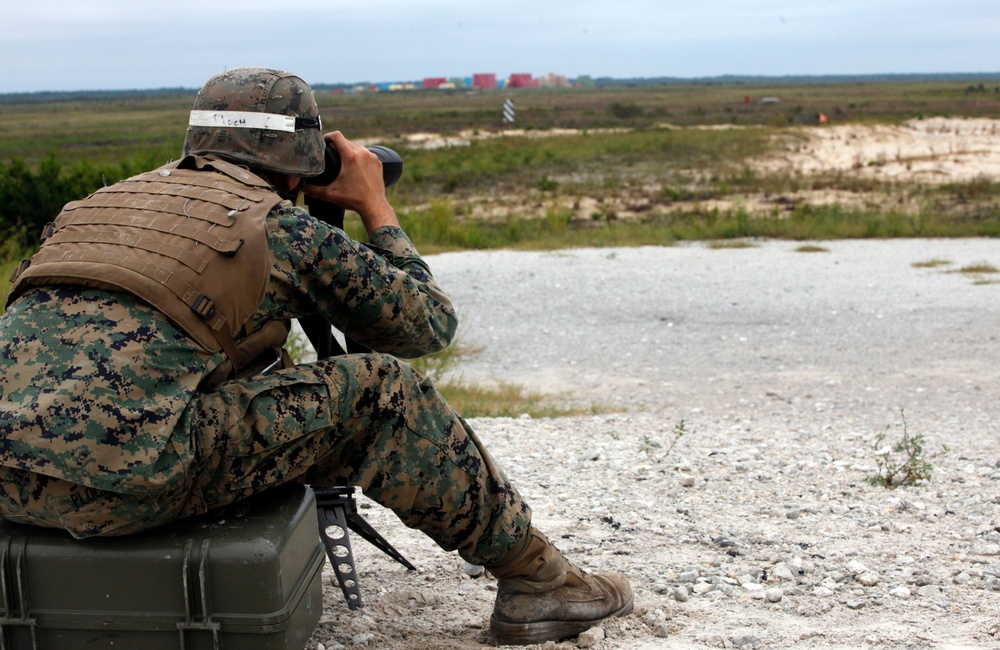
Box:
[4,80,1000,244]
[912,258,952,268]
[954,262,999,274]
[331,200,1000,256]
[407,339,600,418]
[0,233,34,305]
[429,379,598,418]
[707,240,759,249]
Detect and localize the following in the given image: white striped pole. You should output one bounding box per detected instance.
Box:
[502,98,515,125]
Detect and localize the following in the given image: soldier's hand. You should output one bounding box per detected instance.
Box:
[303,131,400,234]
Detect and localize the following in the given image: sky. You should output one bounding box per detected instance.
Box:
[3,0,999,94]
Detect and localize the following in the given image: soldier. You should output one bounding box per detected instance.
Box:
[0,67,631,645]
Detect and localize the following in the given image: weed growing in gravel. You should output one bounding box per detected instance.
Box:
[911,258,952,268]
[954,262,999,274]
[407,341,598,418]
[641,419,689,463]
[795,245,830,253]
[867,409,948,488]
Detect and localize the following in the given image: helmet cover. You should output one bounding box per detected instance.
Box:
[182,67,324,177]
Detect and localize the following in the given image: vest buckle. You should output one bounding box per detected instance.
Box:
[8,259,30,283]
[192,294,216,320]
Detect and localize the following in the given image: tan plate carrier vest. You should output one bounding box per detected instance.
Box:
[8,156,288,389]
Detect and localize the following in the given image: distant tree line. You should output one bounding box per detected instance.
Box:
[0,87,196,105]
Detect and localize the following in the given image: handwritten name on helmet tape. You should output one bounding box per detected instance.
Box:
[188,110,318,133]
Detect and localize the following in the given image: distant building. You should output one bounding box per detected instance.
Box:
[422,77,448,90]
[472,73,497,89]
[508,73,538,89]
[538,73,570,88]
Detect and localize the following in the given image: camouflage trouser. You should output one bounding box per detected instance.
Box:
[0,354,532,566]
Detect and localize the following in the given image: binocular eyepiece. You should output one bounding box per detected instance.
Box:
[308,144,403,188]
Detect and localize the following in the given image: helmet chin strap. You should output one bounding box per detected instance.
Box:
[278,177,306,203]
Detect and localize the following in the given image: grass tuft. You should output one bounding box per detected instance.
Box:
[911,258,952,268]
[954,262,999,274]
[408,340,600,418]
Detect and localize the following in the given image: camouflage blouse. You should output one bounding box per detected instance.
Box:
[0,201,457,494]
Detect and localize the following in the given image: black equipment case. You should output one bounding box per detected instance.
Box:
[0,484,324,650]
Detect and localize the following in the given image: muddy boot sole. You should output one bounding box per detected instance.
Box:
[490,598,634,646]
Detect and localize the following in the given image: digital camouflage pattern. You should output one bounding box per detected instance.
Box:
[182,68,325,177]
[0,201,531,565]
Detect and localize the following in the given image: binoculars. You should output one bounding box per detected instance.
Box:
[308,143,403,189]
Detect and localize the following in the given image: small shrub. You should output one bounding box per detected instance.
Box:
[641,419,688,463]
[608,103,644,120]
[867,409,947,488]
[537,175,558,192]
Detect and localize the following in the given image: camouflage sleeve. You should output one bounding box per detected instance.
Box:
[260,203,458,358]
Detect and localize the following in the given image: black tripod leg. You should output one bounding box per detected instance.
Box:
[316,499,364,609]
[345,513,416,571]
[314,487,417,572]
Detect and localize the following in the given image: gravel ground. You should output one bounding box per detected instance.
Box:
[309,239,1000,650]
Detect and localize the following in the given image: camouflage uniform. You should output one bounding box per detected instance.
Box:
[0,201,531,567]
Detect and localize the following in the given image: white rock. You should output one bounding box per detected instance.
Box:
[577,626,605,648]
[766,588,784,602]
[889,586,911,598]
[770,563,796,582]
[856,571,880,587]
[846,560,868,575]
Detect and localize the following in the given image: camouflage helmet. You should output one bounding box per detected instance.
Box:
[182,67,325,177]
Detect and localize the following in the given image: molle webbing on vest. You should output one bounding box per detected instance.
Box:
[8,157,280,370]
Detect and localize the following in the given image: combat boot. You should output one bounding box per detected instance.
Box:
[486,528,633,646]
